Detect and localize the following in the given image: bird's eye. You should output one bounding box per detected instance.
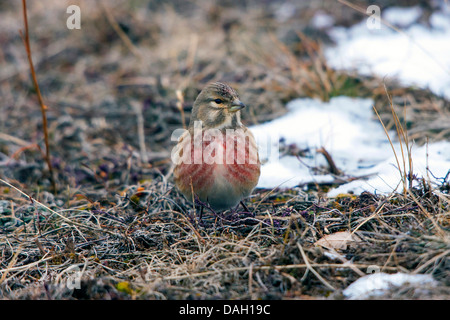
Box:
[214,99,223,104]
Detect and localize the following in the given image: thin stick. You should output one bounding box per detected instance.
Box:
[406,189,445,238]
[132,101,148,164]
[317,147,341,175]
[0,132,31,147]
[100,0,142,59]
[176,89,186,130]
[387,88,411,194]
[20,0,56,193]
[297,242,336,291]
[0,245,23,285]
[373,105,405,193]
[412,249,450,274]
[0,256,53,274]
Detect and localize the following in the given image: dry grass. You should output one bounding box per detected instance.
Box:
[0,0,449,299]
[1,177,448,299]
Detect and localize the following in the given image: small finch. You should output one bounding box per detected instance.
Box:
[173,82,260,215]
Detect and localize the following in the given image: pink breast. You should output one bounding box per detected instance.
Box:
[175,130,260,195]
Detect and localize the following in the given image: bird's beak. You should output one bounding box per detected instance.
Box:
[229,100,246,112]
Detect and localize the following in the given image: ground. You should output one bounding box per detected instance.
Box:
[0,0,449,299]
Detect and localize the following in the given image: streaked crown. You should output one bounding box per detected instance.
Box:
[189,82,246,130]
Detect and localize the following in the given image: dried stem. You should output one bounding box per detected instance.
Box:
[317,147,342,175]
[100,0,142,59]
[20,0,56,193]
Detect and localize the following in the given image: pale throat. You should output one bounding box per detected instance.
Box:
[210,111,242,130]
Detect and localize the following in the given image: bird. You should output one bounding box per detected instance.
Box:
[173,82,260,217]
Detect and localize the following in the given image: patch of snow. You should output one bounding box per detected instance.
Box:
[343,272,437,299]
[251,96,391,189]
[325,5,450,99]
[274,2,296,22]
[310,10,335,29]
[328,140,450,196]
[250,97,450,195]
[383,6,422,28]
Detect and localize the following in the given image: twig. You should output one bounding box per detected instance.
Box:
[373,105,405,193]
[297,242,336,291]
[100,0,142,59]
[0,132,31,147]
[19,0,56,193]
[131,101,149,164]
[0,245,23,285]
[0,256,53,274]
[176,89,186,130]
[412,249,450,274]
[406,189,445,238]
[317,147,342,175]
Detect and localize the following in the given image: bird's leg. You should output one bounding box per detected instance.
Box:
[204,196,219,218]
[240,201,250,213]
[194,196,204,222]
[199,203,204,221]
[194,196,218,223]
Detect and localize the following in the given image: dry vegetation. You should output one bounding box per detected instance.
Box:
[0,0,449,299]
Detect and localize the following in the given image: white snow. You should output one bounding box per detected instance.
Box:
[250,97,450,195]
[251,96,391,189]
[328,140,450,197]
[249,5,450,196]
[310,10,335,29]
[382,6,422,28]
[325,4,450,100]
[274,2,296,22]
[343,272,437,299]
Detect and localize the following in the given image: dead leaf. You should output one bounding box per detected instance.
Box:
[315,231,360,250]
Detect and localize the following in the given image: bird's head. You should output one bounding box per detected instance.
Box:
[189,82,245,130]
